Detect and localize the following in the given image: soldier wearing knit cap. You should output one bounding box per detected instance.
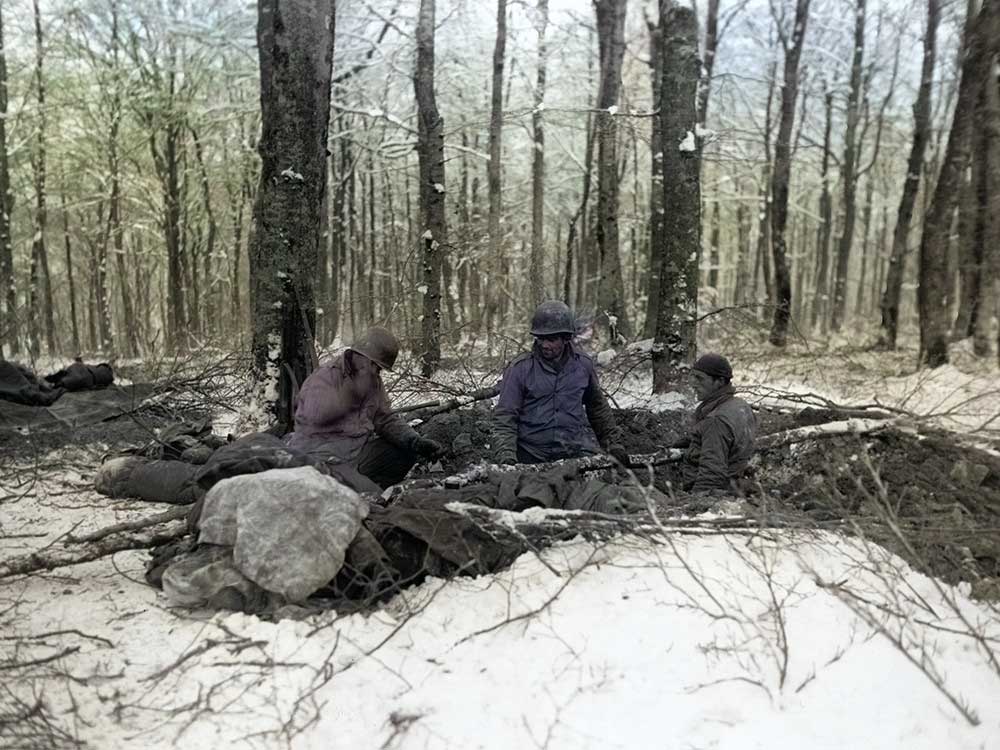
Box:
[673,353,756,494]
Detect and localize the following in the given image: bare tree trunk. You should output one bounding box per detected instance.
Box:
[30,0,56,357]
[734,185,751,303]
[0,0,12,356]
[643,14,664,337]
[484,0,507,338]
[189,125,217,343]
[697,0,720,125]
[811,86,834,330]
[652,2,699,392]
[250,0,334,428]
[972,41,1000,357]
[768,0,812,347]
[529,0,548,306]
[108,1,137,357]
[59,184,79,354]
[828,0,866,332]
[880,0,938,349]
[952,169,978,339]
[415,0,447,376]
[918,0,996,366]
[594,0,631,339]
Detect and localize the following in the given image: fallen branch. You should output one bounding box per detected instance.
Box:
[66,505,190,544]
[395,385,500,419]
[0,520,187,580]
[756,417,903,451]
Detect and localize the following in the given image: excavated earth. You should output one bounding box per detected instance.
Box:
[417,405,1000,599]
[3,399,998,601]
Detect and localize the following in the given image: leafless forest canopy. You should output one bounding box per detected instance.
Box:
[0,0,995,374]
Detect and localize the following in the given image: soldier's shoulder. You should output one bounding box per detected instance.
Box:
[508,351,533,367]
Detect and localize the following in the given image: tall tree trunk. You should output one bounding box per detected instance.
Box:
[529,0,548,306]
[0,0,14,356]
[189,125,217,343]
[59,184,79,354]
[972,42,1000,357]
[918,0,997,366]
[952,170,979,339]
[485,0,507,338]
[594,0,631,340]
[697,0,720,125]
[854,174,876,318]
[415,0,447,376]
[250,0,334,427]
[652,2,699,392]
[973,50,1000,361]
[829,0,866,332]
[643,14,664,337]
[109,1,137,357]
[30,0,55,357]
[811,87,834,330]
[880,0,938,348]
[768,0,811,346]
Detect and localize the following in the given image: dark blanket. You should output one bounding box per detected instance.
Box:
[0,361,64,406]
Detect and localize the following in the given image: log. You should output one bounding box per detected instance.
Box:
[756,417,902,450]
[0,521,188,580]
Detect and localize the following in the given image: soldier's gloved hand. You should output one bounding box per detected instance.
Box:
[608,443,630,467]
[496,451,517,466]
[412,436,445,459]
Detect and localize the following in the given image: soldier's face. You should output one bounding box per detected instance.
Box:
[690,369,723,401]
[536,335,567,360]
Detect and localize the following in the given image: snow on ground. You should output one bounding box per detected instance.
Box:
[4,477,1000,749]
[3,349,1000,749]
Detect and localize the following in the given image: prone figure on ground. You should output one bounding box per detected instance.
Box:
[492,300,629,466]
[284,326,444,489]
[673,353,756,494]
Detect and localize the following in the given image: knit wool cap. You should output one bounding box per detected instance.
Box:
[692,353,733,380]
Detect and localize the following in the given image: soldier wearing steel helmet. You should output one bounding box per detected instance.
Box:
[285,327,443,488]
[492,301,629,466]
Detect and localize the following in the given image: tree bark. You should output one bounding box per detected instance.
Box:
[643,14,664,337]
[829,0,866,332]
[810,87,834,330]
[697,0,720,125]
[29,0,56,358]
[529,0,548,306]
[0,0,13,357]
[768,0,811,347]
[594,0,631,340]
[918,0,997,366]
[972,41,1000,357]
[415,0,447,376]
[59,184,79,354]
[652,2,699,392]
[250,0,334,427]
[880,0,938,349]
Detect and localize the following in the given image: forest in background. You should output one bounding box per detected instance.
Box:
[0,0,996,378]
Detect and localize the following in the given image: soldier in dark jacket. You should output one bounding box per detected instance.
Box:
[492,301,629,466]
[675,353,756,494]
[284,327,443,488]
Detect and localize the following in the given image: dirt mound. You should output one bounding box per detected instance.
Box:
[416,405,1000,597]
[763,429,1000,594]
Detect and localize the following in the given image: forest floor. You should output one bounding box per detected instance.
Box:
[2,342,1000,749]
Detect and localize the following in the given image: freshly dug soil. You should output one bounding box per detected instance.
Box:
[416,405,1000,598]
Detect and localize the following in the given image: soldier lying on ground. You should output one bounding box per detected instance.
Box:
[672,353,756,494]
[492,300,629,466]
[284,327,444,488]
